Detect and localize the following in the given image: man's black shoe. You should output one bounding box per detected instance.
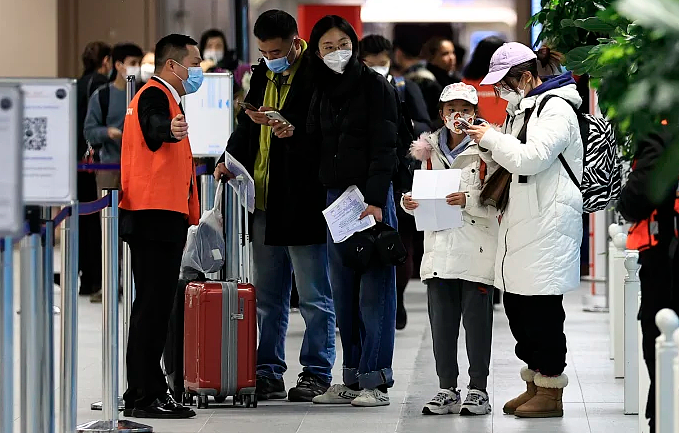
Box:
[161,393,193,412]
[396,304,407,330]
[256,375,287,400]
[288,373,329,402]
[131,398,196,419]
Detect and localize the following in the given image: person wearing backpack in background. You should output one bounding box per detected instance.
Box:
[466,42,584,418]
[402,83,499,416]
[359,34,431,330]
[84,43,143,303]
[84,42,143,197]
[617,130,679,432]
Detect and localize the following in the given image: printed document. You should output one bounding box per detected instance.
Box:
[224,151,255,213]
[323,185,376,243]
[411,169,463,232]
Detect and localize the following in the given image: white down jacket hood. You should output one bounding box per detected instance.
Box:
[479,80,584,296]
[402,128,500,285]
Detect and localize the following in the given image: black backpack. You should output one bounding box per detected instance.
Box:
[391,76,416,194]
[536,94,622,213]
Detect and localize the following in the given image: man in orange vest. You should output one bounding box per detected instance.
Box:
[119,33,201,419]
[617,130,679,432]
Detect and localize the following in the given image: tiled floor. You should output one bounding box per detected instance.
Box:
[7,247,638,433]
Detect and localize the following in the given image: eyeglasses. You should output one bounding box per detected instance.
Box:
[319,41,353,56]
[493,81,513,92]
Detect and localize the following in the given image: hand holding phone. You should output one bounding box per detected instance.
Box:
[456,118,473,130]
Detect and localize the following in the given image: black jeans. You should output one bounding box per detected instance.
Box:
[503,292,567,376]
[77,171,101,293]
[124,237,185,408]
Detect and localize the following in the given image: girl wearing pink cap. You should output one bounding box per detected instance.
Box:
[402,82,499,416]
[467,42,584,418]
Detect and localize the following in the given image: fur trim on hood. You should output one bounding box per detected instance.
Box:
[409,132,437,162]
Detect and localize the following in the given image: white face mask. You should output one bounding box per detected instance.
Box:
[445,112,475,135]
[125,65,141,82]
[203,49,224,63]
[499,87,523,106]
[323,50,352,74]
[370,65,390,77]
[140,64,154,82]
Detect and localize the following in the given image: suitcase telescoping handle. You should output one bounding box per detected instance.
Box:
[235,175,251,284]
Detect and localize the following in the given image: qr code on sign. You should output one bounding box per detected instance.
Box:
[24,117,48,151]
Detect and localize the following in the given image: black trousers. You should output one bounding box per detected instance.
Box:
[638,254,678,431]
[77,171,102,293]
[503,292,567,376]
[124,237,185,408]
[395,207,416,309]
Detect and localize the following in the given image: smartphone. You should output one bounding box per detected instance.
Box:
[238,101,258,111]
[264,111,293,127]
[456,118,473,130]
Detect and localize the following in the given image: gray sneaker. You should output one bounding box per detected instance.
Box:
[460,389,491,415]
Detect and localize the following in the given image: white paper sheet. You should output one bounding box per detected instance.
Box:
[224,151,255,213]
[322,185,376,243]
[411,169,463,232]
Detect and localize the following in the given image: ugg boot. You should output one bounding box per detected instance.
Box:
[502,367,537,415]
[514,373,568,418]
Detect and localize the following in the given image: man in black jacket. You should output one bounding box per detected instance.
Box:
[75,41,111,296]
[214,10,335,403]
[617,130,679,432]
[393,37,443,129]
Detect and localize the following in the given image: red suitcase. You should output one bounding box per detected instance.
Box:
[183,177,258,408]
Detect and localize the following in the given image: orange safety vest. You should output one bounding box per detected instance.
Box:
[627,182,679,251]
[119,79,200,226]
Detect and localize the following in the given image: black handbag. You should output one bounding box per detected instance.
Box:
[339,222,406,273]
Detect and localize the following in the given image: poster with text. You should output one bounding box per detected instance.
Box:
[183,73,234,157]
[17,80,76,204]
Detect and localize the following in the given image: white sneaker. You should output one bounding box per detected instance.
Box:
[312,384,361,404]
[351,388,390,407]
[422,389,461,415]
[460,388,491,415]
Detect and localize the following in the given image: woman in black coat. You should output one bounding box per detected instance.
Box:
[306,15,400,407]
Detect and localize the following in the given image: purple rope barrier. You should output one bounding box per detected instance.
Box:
[79,163,208,176]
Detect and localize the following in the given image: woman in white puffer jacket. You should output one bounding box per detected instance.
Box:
[467,42,583,420]
[401,83,499,417]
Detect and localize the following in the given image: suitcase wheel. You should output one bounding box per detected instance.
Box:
[197,395,209,409]
[214,395,227,404]
[244,395,252,408]
[182,392,194,406]
[252,395,258,408]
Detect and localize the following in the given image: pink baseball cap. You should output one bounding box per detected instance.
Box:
[480,42,537,86]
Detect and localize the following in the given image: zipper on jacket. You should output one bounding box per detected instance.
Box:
[501,229,508,290]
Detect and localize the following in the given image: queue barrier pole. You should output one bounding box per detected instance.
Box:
[21,206,43,433]
[78,190,152,433]
[60,202,79,433]
[90,75,136,414]
[623,250,641,415]
[655,309,679,433]
[41,206,56,433]
[1,236,14,433]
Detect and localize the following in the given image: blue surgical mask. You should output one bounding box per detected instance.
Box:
[173,62,204,94]
[264,41,296,74]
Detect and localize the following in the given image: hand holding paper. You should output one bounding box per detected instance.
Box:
[323,186,376,243]
[224,151,256,213]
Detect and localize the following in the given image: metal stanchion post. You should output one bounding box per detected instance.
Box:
[79,190,151,432]
[0,237,14,433]
[122,242,134,392]
[41,206,56,433]
[60,202,79,433]
[21,206,43,433]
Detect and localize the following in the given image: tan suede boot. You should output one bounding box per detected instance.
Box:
[502,367,537,415]
[514,373,568,418]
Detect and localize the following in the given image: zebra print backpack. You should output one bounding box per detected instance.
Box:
[537,94,622,213]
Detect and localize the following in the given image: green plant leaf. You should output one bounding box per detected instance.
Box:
[573,17,617,33]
